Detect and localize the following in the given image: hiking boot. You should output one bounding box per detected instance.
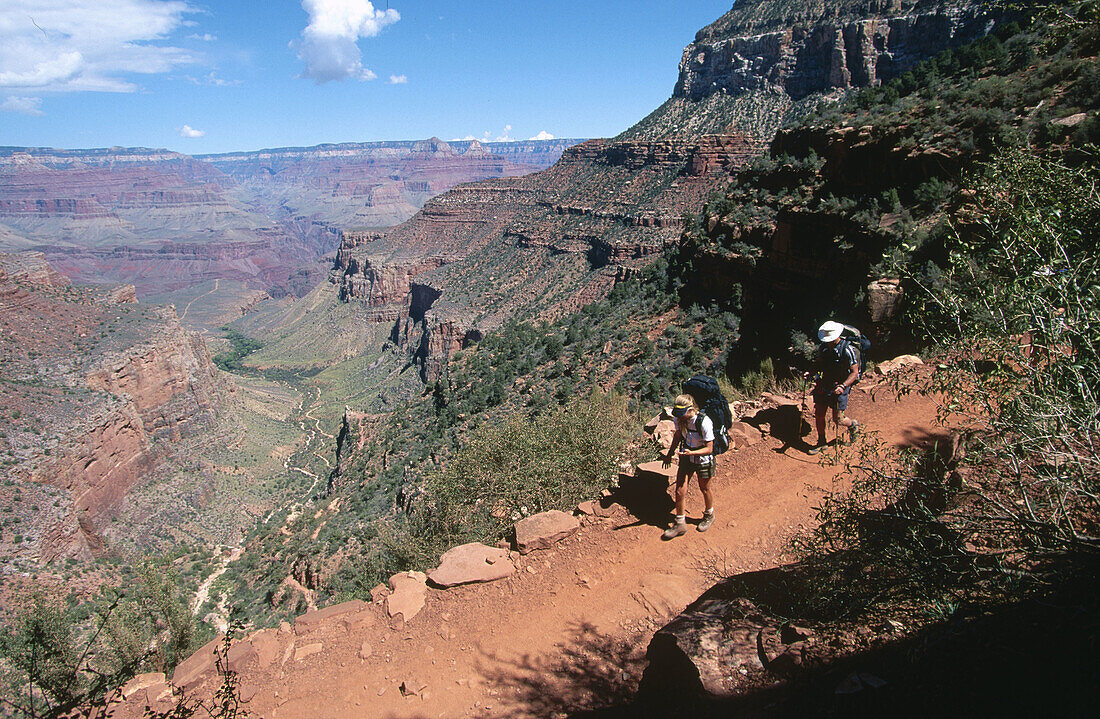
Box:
[848,420,860,443]
[662,522,687,540]
[807,443,825,455]
[697,513,715,532]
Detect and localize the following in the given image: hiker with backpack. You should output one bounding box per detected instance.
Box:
[660,394,717,539]
[806,320,864,455]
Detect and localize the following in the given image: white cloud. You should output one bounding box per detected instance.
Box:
[0,1,198,93]
[388,74,407,84]
[188,33,217,42]
[530,130,555,141]
[1,95,43,115]
[179,124,204,138]
[293,0,399,84]
[187,71,238,87]
[494,124,514,142]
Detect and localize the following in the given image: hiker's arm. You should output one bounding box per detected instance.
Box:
[834,362,859,394]
[679,440,713,457]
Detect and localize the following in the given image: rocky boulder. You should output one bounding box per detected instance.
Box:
[875,354,924,376]
[642,596,774,699]
[728,421,762,449]
[513,510,580,555]
[428,542,515,587]
[386,571,428,621]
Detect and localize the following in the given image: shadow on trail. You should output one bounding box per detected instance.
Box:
[568,559,1099,719]
[608,471,675,530]
[743,402,814,454]
[472,622,648,718]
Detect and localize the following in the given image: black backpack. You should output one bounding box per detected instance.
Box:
[682,374,733,455]
[836,324,872,379]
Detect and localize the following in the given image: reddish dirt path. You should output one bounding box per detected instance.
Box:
[143,382,939,719]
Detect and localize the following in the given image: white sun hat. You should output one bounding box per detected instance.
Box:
[818,321,844,342]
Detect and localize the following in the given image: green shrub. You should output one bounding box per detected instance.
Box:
[407,391,641,558]
[791,147,1100,620]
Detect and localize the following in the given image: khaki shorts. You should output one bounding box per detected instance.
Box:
[680,460,715,480]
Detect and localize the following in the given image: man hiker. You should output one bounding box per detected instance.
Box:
[661,394,716,539]
[807,320,861,454]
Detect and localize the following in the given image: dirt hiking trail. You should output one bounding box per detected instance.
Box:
[136,382,939,718]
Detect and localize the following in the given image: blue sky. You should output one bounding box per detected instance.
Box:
[0,1,733,154]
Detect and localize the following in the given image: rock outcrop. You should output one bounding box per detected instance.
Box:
[626,0,998,141]
[678,2,994,101]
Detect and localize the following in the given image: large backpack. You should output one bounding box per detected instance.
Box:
[682,374,733,455]
[836,324,872,380]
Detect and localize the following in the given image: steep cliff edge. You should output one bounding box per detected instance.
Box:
[0,252,227,563]
[624,0,997,141]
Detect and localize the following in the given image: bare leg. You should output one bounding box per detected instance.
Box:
[698,476,714,513]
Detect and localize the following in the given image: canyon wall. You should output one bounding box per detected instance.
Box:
[0,138,580,299]
[331,134,762,379]
[0,252,226,563]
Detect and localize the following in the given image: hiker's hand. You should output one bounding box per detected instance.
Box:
[834,385,845,395]
[661,455,671,469]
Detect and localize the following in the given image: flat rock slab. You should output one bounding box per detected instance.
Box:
[294,642,323,661]
[121,672,166,700]
[514,510,580,555]
[171,635,222,691]
[227,641,257,674]
[631,572,700,620]
[249,629,281,668]
[428,542,515,587]
[636,460,677,482]
[295,599,369,634]
[386,571,428,620]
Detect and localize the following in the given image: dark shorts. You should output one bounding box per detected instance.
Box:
[814,384,851,412]
[679,460,715,480]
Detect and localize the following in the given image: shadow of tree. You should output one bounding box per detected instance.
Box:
[473,622,649,718]
[743,404,812,451]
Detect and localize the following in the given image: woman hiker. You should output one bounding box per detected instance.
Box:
[660,394,715,539]
[807,320,861,454]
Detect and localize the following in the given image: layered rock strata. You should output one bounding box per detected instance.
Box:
[0,139,580,298]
